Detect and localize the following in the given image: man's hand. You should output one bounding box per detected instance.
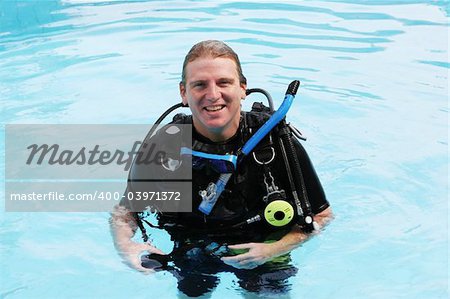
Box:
[221,242,277,269]
[119,241,166,273]
[220,207,333,270]
[110,205,167,273]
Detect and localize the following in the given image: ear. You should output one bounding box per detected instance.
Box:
[240,83,247,100]
[179,82,188,105]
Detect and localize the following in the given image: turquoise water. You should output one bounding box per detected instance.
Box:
[1,0,448,298]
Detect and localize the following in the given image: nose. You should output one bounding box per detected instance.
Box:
[205,83,220,101]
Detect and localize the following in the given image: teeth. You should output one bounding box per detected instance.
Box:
[205,105,224,112]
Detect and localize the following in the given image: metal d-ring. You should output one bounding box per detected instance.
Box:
[252,146,275,165]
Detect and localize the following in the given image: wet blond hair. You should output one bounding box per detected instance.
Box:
[181,40,247,85]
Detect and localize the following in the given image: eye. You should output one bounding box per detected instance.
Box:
[218,80,232,87]
[192,82,205,89]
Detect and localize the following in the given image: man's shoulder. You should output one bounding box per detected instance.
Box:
[243,110,271,129]
[171,113,192,125]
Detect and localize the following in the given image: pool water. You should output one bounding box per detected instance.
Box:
[1,1,448,298]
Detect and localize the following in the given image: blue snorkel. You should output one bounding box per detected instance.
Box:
[240,80,299,157]
[198,80,300,215]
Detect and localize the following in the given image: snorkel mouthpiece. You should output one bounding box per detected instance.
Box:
[286,80,300,96]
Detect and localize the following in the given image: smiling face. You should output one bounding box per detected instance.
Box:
[180,56,247,142]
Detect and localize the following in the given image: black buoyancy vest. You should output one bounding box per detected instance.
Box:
[155,109,287,237]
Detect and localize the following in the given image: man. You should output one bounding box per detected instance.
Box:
[111,40,332,296]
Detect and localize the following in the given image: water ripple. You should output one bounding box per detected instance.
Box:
[244,17,405,37]
[416,60,450,69]
[229,37,385,53]
[146,26,393,44]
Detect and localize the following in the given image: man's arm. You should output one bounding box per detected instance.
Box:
[221,207,333,269]
[109,205,165,272]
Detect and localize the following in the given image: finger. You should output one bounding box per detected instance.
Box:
[221,255,255,267]
[227,243,254,250]
[141,243,165,255]
[221,258,236,266]
[221,255,240,262]
[239,257,263,268]
[238,257,257,265]
[147,246,165,255]
[221,252,252,262]
[232,252,253,261]
[222,259,257,270]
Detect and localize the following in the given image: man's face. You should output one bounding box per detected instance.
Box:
[180,56,246,142]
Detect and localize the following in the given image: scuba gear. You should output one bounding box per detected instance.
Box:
[240,81,299,157]
[130,81,318,241]
[181,147,236,215]
[181,147,237,173]
[264,200,295,227]
[146,102,188,140]
[198,172,232,215]
[197,80,302,216]
[246,88,274,112]
[244,81,319,232]
[259,160,294,227]
[274,83,319,232]
[191,85,283,216]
